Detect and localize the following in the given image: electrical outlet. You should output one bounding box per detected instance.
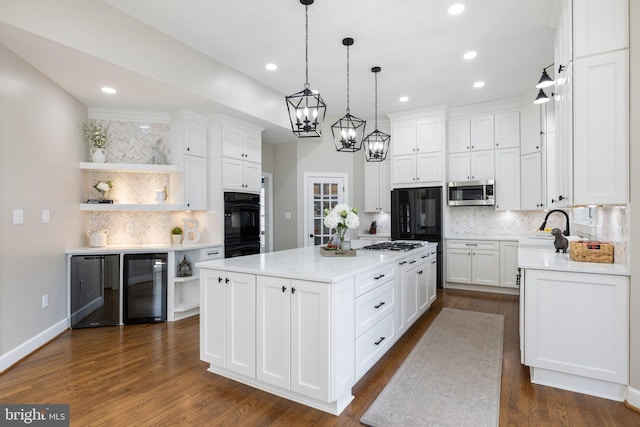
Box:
[42,294,48,309]
[42,210,50,223]
[13,209,24,225]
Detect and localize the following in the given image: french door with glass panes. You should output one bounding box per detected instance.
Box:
[304,174,346,247]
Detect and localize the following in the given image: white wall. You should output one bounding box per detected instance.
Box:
[0,44,86,358]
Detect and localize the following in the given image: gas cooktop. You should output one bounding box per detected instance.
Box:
[359,241,425,252]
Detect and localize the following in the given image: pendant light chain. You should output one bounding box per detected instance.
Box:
[346,42,350,114]
[304,3,309,87]
[374,70,378,129]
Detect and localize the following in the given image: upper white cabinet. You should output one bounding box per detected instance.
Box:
[550,0,629,207]
[447,114,495,182]
[364,160,391,213]
[521,151,545,210]
[573,0,629,59]
[209,116,264,194]
[470,115,495,151]
[391,114,445,187]
[447,118,470,153]
[495,147,520,211]
[520,105,541,156]
[448,150,494,182]
[170,111,208,210]
[494,111,520,149]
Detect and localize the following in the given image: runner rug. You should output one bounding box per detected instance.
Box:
[360,308,504,427]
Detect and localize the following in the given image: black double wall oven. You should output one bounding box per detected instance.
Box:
[224,192,261,258]
[391,186,444,288]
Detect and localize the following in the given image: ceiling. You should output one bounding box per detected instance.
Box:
[2,0,559,143]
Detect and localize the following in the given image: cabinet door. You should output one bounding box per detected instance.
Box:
[573,0,629,58]
[184,119,207,157]
[427,256,437,304]
[551,61,573,207]
[470,115,494,151]
[364,160,380,212]
[494,111,520,149]
[257,276,291,389]
[573,50,629,206]
[243,131,262,163]
[392,155,417,186]
[404,267,419,326]
[243,161,263,193]
[416,258,429,314]
[391,121,416,156]
[184,155,207,210]
[471,250,500,286]
[445,249,472,284]
[499,241,519,288]
[447,118,470,153]
[416,117,443,153]
[521,152,544,210]
[448,152,470,182]
[290,280,330,401]
[494,148,520,211]
[222,124,244,159]
[222,157,245,191]
[470,150,494,180]
[520,104,542,155]
[226,272,256,377]
[416,152,443,184]
[378,160,391,212]
[200,270,227,366]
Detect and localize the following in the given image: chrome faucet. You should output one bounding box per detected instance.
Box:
[539,209,570,236]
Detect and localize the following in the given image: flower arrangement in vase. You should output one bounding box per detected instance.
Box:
[323,204,359,249]
[93,180,113,201]
[80,120,111,162]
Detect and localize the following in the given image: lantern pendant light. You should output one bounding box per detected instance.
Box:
[285,0,327,138]
[332,37,366,152]
[364,66,390,162]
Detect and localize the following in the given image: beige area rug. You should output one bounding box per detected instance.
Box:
[360,308,504,427]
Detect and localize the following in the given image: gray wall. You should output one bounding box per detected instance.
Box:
[0,44,86,356]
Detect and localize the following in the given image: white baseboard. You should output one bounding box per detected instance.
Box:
[627,386,640,410]
[0,318,68,373]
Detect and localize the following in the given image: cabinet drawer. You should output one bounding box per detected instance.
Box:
[447,240,499,250]
[355,312,396,381]
[200,246,224,260]
[355,264,395,297]
[355,281,395,338]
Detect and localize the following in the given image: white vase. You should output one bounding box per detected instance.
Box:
[90,147,107,163]
[172,234,182,245]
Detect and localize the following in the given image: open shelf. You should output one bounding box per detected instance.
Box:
[174,301,199,312]
[80,203,184,211]
[80,162,179,173]
[174,275,200,283]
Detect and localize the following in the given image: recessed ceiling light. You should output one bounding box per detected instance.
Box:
[399,96,409,103]
[101,86,117,94]
[448,3,465,15]
[473,81,485,88]
[463,51,477,60]
[265,63,277,71]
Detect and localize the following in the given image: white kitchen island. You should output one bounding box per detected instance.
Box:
[196,243,437,415]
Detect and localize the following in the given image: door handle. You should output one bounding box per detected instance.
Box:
[309,234,314,238]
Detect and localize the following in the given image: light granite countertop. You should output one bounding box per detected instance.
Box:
[66,242,222,255]
[518,246,629,276]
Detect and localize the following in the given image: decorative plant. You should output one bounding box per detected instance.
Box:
[80,120,111,148]
[324,204,360,242]
[171,226,183,235]
[93,180,113,199]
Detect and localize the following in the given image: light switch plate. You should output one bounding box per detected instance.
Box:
[13,209,24,225]
[42,210,50,223]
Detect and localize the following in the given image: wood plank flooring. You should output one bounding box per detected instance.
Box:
[1,289,639,426]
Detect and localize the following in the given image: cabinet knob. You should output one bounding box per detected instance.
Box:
[466,146,469,150]
[291,287,296,294]
[471,145,474,149]
[282,285,287,293]
[418,270,423,275]
[225,277,229,284]
[536,146,539,149]
[218,277,223,283]
[187,147,190,151]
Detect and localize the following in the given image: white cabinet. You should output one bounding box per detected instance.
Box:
[209,117,264,195]
[494,147,520,211]
[364,160,390,213]
[520,103,546,211]
[391,115,444,186]
[169,245,222,321]
[521,152,545,210]
[573,0,629,58]
[470,115,495,151]
[170,111,208,210]
[256,276,331,401]
[523,269,628,387]
[520,104,541,156]
[573,50,629,205]
[446,240,500,287]
[494,111,520,149]
[448,118,470,153]
[448,150,494,182]
[200,270,256,377]
[401,251,434,328]
[499,241,518,289]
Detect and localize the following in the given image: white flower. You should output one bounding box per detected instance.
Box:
[96,182,111,192]
[333,204,350,218]
[324,211,340,229]
[324,204,360,231]
[345,211,360,229]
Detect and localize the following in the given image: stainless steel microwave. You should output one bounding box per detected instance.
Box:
[447,180,495,206]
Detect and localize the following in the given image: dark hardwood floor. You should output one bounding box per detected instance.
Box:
[1,289,639,426]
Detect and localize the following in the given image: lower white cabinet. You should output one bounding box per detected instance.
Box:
[523,269,629,392]
[256,276,330,401]
[200,270,256,377]
[446,240,500,287]
[400,251,435,330]
[499,241,519,289]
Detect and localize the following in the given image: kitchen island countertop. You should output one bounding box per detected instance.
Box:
[518,246,629,276]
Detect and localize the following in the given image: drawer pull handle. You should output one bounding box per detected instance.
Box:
[466,243,478,247]
[374,301,386,309]
[374,274,385,280]
[207,251,220,256]
[409,260,417,264]
[399,261,407,265]
[421,255,428,259]
[374,337,386,346]
[282,285,287,293]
